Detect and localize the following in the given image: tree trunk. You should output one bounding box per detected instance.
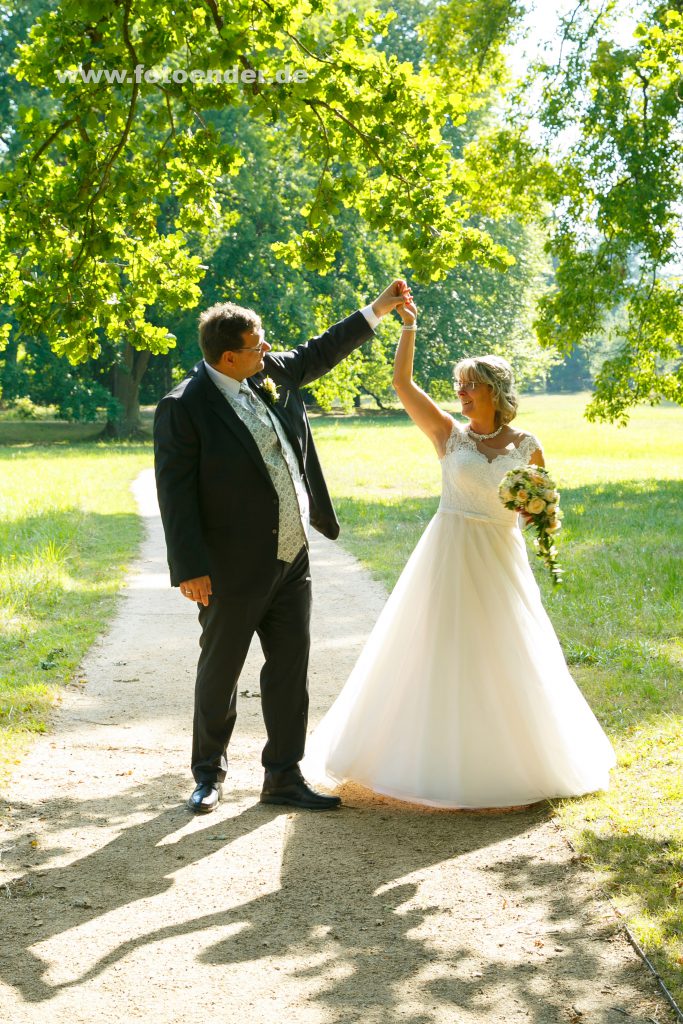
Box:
[161,352,173,395]
[103,343,151,439]
[360,386,387,411]
[1,333,20,403]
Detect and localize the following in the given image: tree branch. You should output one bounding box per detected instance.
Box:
[302,98,415,189]
[28,118,75,169]
[634,67,650,142]
[90,0,140,203]
[554,1,586,73]
[77,118,92,146]
[282,29,335,66]
[306,103,333,223]
[254,0,335,64]
[150,87,178,172]
[361,385,389,410]
[71,0,141,272]
[160,85,177,138]
[203,0,224,31]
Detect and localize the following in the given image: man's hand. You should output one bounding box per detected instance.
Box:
[179,575,212,606]
[372,279,413,319]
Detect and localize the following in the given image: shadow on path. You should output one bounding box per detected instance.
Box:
[0,780,660,1023]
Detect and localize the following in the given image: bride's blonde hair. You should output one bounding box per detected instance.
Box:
[453,355,518,426]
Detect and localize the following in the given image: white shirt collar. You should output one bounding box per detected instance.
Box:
[203,359,241,397]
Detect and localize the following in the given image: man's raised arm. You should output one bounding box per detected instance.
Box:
[267,279,412,388]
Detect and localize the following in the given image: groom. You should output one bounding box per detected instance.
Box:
[154,280,411,813]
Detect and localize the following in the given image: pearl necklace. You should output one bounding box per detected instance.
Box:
[468,424,504,441]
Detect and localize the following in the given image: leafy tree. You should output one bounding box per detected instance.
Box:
[454,0,683,423]
[371,0,559,396]
[0,0,518,434]
[144,0,555,412]
[141,99,554,412]
[138,102,405,413]
[0,0,57,150]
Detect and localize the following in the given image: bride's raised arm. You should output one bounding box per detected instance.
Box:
[392,299,454,456]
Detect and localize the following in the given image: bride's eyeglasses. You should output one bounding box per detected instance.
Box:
[456,381,480,393]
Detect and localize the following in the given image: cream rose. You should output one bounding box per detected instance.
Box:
[517,489,529,502]
[526,497,546,514]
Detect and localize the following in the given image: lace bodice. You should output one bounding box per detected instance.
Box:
[439,418,542,526]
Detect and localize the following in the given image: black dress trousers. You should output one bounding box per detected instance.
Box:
[191,545,312,784]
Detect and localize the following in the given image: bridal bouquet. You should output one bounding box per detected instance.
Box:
[498,466,564,585]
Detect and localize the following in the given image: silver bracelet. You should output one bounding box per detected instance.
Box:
[401,323,417,331]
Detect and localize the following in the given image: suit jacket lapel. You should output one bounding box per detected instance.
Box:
[199,366,274,490]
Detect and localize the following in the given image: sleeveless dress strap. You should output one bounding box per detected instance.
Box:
[443,416,465,458]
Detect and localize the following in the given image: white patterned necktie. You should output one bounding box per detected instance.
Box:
[234,381,306,562]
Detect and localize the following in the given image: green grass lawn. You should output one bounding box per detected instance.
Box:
[312,392,683,1005]
[0,442,151,776]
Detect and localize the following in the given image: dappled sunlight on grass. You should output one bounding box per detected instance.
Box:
[0,605,31,636]
[555,716,682,997]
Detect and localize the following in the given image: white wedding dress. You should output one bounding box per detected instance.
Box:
[304,418,616,808]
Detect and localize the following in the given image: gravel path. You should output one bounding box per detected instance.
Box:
[0,468,676,1024]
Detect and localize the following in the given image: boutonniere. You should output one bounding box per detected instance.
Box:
[260,376,280,406]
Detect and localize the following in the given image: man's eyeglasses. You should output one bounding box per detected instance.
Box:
[240,329,266,354]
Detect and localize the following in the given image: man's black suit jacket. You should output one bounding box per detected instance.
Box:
[154,309,374,597]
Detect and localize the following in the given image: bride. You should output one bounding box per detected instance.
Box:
[304,296,616,809]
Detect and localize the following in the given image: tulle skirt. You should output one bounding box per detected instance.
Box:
[304,510,616,808]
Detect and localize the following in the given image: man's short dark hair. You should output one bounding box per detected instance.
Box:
[198,302,261,365]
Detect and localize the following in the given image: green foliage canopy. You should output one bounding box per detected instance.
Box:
[457,0,683,423]
[0,0,514,369]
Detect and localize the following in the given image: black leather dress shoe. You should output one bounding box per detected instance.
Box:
[260,772,341,810]
[187,781,223,814]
